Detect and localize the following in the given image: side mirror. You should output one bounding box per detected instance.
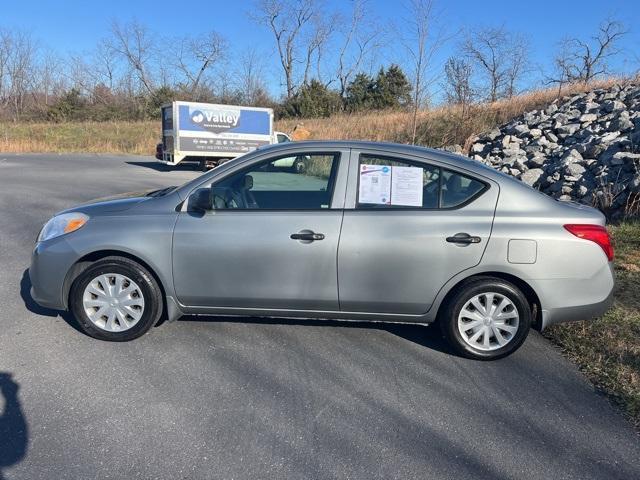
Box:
[189,187,213,212]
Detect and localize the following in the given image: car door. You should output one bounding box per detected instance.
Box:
[338,148,499,315]
[172,149,348,312]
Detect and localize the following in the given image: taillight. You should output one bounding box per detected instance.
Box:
[564,224,614,261]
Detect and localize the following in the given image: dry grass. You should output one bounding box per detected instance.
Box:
[0,120,158,155]
[277,78,623,149]
[0,78,625,155]
[545,221,640,429]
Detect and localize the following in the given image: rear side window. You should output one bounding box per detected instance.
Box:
[440,169,486,208]
[357,154,486,209]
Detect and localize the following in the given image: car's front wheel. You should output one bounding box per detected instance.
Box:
[69,256,163,341]
[440,277,531,360]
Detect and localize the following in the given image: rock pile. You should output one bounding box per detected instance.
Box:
[468,83,640,217]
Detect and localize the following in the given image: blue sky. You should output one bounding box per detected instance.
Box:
[2,0,639,97]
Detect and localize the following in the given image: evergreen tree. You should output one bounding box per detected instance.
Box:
[281,80,342,118]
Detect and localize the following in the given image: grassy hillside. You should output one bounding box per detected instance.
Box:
[0,79,622,155]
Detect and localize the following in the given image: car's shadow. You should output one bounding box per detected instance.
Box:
[125,161,200,172]
[179,315,452,355]
[20,269,84,335]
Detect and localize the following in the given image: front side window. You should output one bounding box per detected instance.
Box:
[357,154,485,209]
[210,153,340,210]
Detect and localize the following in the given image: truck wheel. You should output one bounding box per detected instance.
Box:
[292,156,307,174]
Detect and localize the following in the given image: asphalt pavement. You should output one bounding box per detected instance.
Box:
[0,153,638,480]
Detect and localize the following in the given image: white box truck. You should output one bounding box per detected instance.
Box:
[156,101,291,170]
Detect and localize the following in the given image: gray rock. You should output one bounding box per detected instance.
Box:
[557,123,581,136]
[611,112,634,132]
[603,100,625,112]
[562,148,584,162]
[544,131,559,143]
[565,163,586,177]
[529,128,542,138]
[579,113,598,123]
[611,152,640,164]
[520,168,544,186]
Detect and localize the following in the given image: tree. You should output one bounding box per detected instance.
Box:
[373,65,412,109]
[236,48,273,107]
[280,79,341,118]
[443,57,474,106]
[549,19,627,88]
[254,0,319,99]
[171,31,226,97]
[462,26,529,102]
[335,0,382,99]
[345,72,375,111]
[108,20,156,95]
[402,0,445,143]
[47,88,86,121]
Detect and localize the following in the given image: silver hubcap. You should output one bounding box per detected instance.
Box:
[457,292,519,351]
[82,273,145,332]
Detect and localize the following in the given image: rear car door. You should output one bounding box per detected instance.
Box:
[338,148,499,315]
[172,149,348,311]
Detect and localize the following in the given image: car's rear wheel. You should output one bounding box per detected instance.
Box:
[440,277,531,360]
[69,256,163,341]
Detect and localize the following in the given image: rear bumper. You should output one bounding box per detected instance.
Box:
[540,286,614,330]
[538,262,615,330]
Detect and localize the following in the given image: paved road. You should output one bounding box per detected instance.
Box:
[0,153,638,480]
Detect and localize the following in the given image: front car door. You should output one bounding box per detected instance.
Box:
[338,148,499,316]
[172,148,348,313]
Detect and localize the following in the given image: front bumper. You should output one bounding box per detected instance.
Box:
[29,238,78,311]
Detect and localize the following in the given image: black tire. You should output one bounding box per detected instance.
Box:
[291,156,307,174]
[69,256,163,341]
[439,276,531,360]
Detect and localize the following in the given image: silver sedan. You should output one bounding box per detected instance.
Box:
[29,141,614,359]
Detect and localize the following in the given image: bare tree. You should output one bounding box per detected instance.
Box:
[334,0,382,98]
[549,19,627,87]
[93,39,119,91]
[108,20,156,95]
[236,47,270,106]
[254,0,318,99]
[4,30,38,119]
[504,34,528,98]
[443,57,474,106]
[302,15,331,86]
[170,31,226,97]
[402,0,445,144]
[463,26,529,102]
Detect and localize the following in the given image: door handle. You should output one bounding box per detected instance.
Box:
[446,233,481,245]
[290,230,325,242]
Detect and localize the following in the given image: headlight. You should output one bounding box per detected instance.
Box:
[37,212,89,242]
